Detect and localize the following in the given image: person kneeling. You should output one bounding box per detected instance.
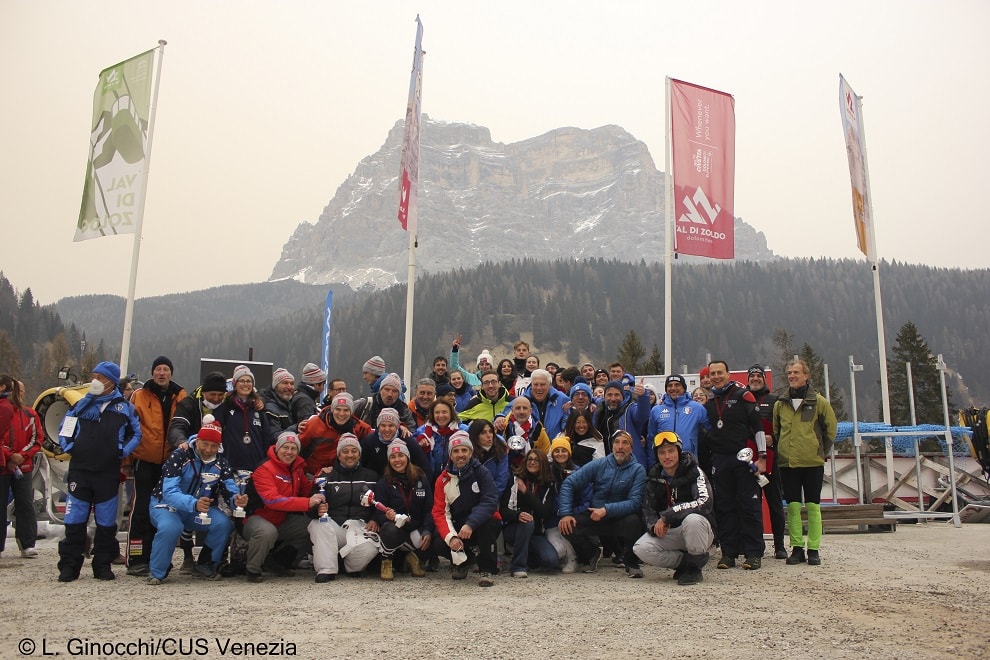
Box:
[147,419,247,584]
[632,432,715,585]
[430,431,500,587]
[372,441,434,580]
[243,431,322,582]
[308,434,379,582]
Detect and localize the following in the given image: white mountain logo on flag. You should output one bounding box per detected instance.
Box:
[678,187,721,226]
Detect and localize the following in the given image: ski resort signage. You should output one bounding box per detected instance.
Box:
[76,49,155,242]
[670,79,735,260]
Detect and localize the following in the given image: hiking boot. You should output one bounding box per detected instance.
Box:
[807,549,821,566]
[179,557,196,574]
[112,554,126,565]
[742,556,762,570]
[717,556,736,569]
[262,557,295,578]
[451,562,469,580]
[583,547,602,573]
[194,563,221,580]
[478,572,495,587]
[93,566,116,581]
[380,559,394,581]
[314,573,335,583]
[426,556,440,572]
[610,555,625,569]
[774,546,788,560]
[625,565,644,578]
[126,562,149,577]
[405,552,426,578]
[146,577,163,586]
[246,571,265,583]
[58,569,79,583]
[786,547,806,565]
[677,567,704,586]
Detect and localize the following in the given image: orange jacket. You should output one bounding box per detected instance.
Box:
[131,384,187,464]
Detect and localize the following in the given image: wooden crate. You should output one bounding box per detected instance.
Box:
[785,503,896,532]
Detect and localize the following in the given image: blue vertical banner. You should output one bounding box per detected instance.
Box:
[321,289,333,400]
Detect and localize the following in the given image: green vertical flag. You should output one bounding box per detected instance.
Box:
[76,49,155,241]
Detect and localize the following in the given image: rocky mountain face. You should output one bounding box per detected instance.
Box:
[270,117,774,289]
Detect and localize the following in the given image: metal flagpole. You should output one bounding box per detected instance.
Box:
[663,77,673,374]
[400,17,423,389]
[119,39,167,375]
[854,90,894,490]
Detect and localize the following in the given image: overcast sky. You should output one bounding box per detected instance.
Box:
[2,1,987,304]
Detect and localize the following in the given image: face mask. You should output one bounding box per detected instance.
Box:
[203,399,220,410]
[88,378,105,396]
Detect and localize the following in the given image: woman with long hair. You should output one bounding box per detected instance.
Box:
[546,436,579,573]
[499,449,561,577]
[469,419,509,494]
[564,408,605,467]
[372,441,434,580]
[0,376,42,557]
[416,398,467,477]
[448,370,475,413]
[494,359,515,395]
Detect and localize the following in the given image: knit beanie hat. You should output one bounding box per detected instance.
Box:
[276,430,301,451]
[92,361,121,384]
[448,430,472,451]
[387,440,410,459]
[549,436,572,458]
[336,433,361,454]
[604,380,624,393]
[377,407,400,427]
[301,363,327,385]
[569,383,593,400]
[380,373,402,392]
[665,374,687,389]
[330,392,354,412]
[201,371,228,393]
[152,356,174,374]
[272,368,294,388]
[197,416,223,444]
[232,365,254,384]
[362,356,387,377]
[436,383,456,397]
[476,350,494,369]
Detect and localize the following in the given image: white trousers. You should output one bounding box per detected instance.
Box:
[308,518,378,576]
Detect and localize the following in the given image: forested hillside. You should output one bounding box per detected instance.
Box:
[6,258,988,421]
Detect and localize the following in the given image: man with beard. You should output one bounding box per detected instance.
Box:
[262,368,316,442]
[632,431,715,585]
[297,363,327,410]
[126,356,187,576]
[593,380,651,466]
[458,371,512,422]
[558,430,646,576]
[353,373,415,437]
[704,360,767,571]
[298,392,374,476]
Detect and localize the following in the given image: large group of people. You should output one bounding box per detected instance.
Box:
[2,338,840,589]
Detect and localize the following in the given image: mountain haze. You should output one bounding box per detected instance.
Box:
[270,117,774,290]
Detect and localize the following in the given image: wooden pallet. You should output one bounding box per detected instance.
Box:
[785,503,896,532]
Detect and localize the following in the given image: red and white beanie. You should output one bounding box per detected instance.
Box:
[301,363,326,385]
[448,430,472,451]
[387,440,410,459]
[362,356,387,377]
[272,368,294,388]
[330,392,354,412]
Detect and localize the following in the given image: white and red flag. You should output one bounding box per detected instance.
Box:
[670,79,735,259]
[839,74,873,259]
[397,16,424,233]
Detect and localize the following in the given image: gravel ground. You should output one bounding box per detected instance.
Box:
[1,522,988,659]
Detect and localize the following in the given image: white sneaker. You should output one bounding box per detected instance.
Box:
[21,548,39,558]
[511,570,528,578]
[561,559,577,574]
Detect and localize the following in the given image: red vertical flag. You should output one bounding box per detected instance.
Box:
[397,16,424,233]
[670,79,735,259]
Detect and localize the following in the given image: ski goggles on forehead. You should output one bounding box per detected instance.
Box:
[653,431,682,449]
